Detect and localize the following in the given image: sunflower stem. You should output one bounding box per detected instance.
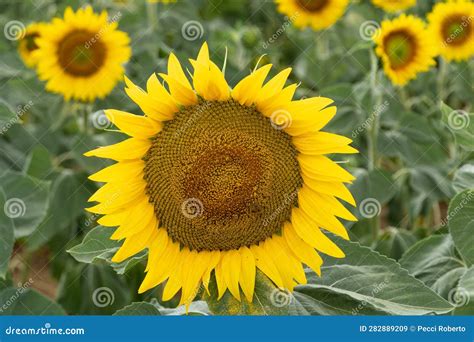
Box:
[146,1,159,36]
[437,58,448,102]
[368,49,382,242]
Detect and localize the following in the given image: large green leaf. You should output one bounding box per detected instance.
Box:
[0,287,65,315]
[0,191,14,278]
[453,163,474,193]
[441,102,474,151]
[296,237,453,315]
[448,190,474,266]
[113,302,162,316]
[28,171,89,250]
[452,267,474,315]
[399,234,466,299]
[68,226,119,264]
[0,171,50,238]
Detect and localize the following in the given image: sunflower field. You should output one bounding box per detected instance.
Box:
[0,0,473,320]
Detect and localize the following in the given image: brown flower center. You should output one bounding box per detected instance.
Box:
[143,100,302,251]
[441,14,472,46]
[296,0,329,12]
[57,30,106,77]
[383,29,417,70]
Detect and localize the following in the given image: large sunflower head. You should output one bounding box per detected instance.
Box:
[85,42,357,307]
[275,0,349,30]
[371,0,416,13]
[374,14,436,86]
[427,0,474,62]
[35,6,131,102]
[18,22,45,68]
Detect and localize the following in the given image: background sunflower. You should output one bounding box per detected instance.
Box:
[0,0,472,318]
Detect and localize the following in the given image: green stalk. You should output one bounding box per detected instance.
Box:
[146,1,159,35]
[368,49,382,243]
[437,58,448,102]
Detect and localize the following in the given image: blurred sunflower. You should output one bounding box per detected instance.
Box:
[85,42,357,306]
[35,6,131,102]
[427,0,474,62]
[18,22,45,68]
[275,0,349,30]
[374,14,436,86]
[371,0,416,13]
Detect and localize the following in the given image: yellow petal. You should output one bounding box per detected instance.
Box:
[298,154,355,183]
[88,160,145,183]
[222,250,241,301]
[105,109,162,138]
[215,260,228,300]
[202,251,221,295]
[250,243,284,288]
[283,223,323,275]
[291,208,345,257]
[293,131,358,155]
[255,68,291,104]
[239,246,256,302]
[302,175,356,206]
[84,138,151,161]
[112,227,157,263]
[232,64,272,106]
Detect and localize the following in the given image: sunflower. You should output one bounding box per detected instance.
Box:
[374,14,436,86]
[85,42,357,307]
[35,6,131,102]
[275,0,349,30]
[18,22,45,68]
[427,0,474,62]
[371,0,416,13]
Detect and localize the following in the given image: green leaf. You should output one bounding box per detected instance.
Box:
[297,237,453,315]
[452,267,474,315]
[441,102,474,151]
[350,168,397,207]
[0,171,50,238]
[23,146,53,180]
[0,287,66,315]
[374,228,418,260]
[204,271,307,315]
[68,226,119,264]
[113,302,162,316]
[448,190,474,266]
[0,191,14,278]
[27,171,89,250]
[453,163,474,193]
[399,234,465,298]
